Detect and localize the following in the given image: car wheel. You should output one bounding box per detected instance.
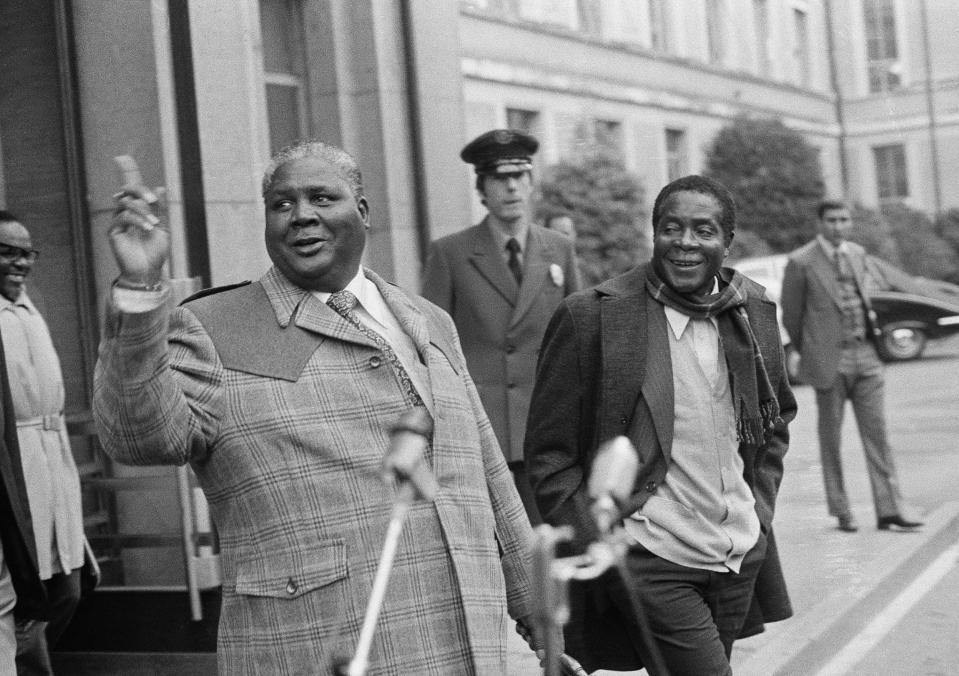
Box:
[877,324,927,361]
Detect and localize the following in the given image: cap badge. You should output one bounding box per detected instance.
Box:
[493,130,512,144]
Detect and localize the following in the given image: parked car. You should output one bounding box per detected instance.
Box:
[731,254,959,362]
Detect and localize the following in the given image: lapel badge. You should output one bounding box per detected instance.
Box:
[549,263,564,287]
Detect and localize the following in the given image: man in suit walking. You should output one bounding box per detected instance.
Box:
[526,175,797,675]
[421,129,581,523]
[781,199,923,533]
[94,140,547,674]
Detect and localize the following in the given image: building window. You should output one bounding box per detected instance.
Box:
[517,0,580,30]
[506,108,541,136]
[753,0,770,76]
[863,0,901,93]
[462,0,520,14]
[793,8,810,86]
[578,0,603,36]
[260,0,309,154]
[706,0,725,65]
[596,1,643,45]
[873,144,909,200]
[593,119,623,157]
[649,0,671,52]
[665,129,688,181]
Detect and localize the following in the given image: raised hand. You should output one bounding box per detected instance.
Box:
[108,159,170,288]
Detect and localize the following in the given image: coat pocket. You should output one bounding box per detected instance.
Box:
[234,538,347,600]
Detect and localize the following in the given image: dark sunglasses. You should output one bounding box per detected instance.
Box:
[0,244,40,263]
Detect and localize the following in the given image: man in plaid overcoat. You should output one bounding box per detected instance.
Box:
[93,141,540,674]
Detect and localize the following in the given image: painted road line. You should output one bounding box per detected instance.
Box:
[813,541,959,676]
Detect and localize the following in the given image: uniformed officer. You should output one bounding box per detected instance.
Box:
[421,129,581,523]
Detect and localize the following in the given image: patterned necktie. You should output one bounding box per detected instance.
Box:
[326,290,424,407]
[506,237,523,285]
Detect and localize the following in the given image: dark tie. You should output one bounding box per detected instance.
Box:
[506,237,523,285]
[326,290,424,407]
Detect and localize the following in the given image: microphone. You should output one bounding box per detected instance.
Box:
[588,436,640,534]
[384,407,438,501]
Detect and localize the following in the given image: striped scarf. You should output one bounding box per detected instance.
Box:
[645,265,782,445]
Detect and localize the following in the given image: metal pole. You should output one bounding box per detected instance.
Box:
[532,525,575,676]
[919,0,943,214]
[347,485,416,676]
[176,467,202,621]
[823,0,850,196]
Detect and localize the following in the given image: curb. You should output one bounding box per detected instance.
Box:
[736,500,959,676]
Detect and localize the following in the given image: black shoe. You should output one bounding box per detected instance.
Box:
[877,515,923,531]
[837,514,859,532]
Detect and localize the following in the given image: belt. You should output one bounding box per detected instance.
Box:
[16,415,62,431]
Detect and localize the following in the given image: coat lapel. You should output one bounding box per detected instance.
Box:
[368,272,431,356]
[364,270,436,419]
[639,293,674,460]
[259,269,379,350]
[468,220,519,306]
[597,267,674,462]
[0,344,32,548]
[510,226,550,328]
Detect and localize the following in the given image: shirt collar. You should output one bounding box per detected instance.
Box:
[662,278,719,339]
[817,235,848,259]
[0,289,36,314]
[311,267,389,325]
[312,267,368,305]
[486,218,529,253]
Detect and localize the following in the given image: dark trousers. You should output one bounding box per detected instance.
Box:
[507,461,542,525]
[15,569,81,676]
[619,535,767,676]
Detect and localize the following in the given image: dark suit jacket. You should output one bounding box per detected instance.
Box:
[781,239,880,389]
[422,219,581,462]
[524,264,797,671]
[0,331,46,620]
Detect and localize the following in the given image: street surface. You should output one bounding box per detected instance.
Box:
[509,334,959,675]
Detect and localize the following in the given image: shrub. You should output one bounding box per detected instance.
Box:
[535,150,650,286]
[704,115,825,253]
[850,203,959,283]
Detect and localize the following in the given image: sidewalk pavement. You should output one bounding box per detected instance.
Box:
[733,500,959,675]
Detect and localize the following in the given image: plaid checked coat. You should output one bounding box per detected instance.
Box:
[93,267,536,675]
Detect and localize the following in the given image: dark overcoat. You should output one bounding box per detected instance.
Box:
[0,332,46,620]
[525,264,797,671]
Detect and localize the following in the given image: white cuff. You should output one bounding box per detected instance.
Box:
[112,283,170,313]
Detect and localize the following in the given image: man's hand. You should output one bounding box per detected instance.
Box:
[786,348,801,382]
[515,616,565,668]
[109,184,170,288]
